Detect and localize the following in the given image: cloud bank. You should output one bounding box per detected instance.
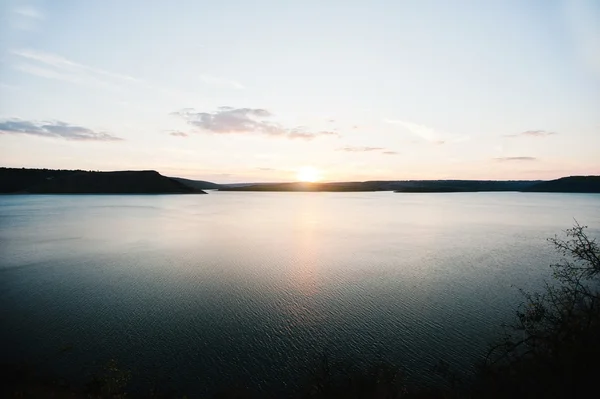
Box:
[0,119,122,141]
[172,107,340,140]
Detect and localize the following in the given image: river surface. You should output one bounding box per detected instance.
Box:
[1,192,599,395]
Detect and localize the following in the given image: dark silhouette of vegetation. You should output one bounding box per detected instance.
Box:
[0,168,206,194]
[3,167,599,193]
[1,223,599,397]
[523,176,600,193]
[218,176,600,193]
[0,167,83,193]
[1,358,133,398]
[218,180,540,192]
[170,177,223,190]
[475,222,600,398]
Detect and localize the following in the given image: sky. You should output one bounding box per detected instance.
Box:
[0,0,599,183]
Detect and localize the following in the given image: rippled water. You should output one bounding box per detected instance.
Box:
[1,192,599,395]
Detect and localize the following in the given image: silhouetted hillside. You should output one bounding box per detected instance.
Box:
[0,168,206,194]
[393,180,540,192]
[5,168,598,194]
[171,177,222,190]
[220,180,540,192]
[0,168,80,193]
[524,176,600,193]
[219,181,378,192]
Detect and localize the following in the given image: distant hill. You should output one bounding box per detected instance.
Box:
[219,182,373,192]
[524,176,600,193]
[0,168,206,194]
[393,180,540,193]
[219,180,540,192]
[170,177,222,190]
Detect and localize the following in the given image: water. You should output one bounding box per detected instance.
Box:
[1,192,599,395]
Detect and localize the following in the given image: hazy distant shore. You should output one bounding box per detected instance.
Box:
[218,176,600,193]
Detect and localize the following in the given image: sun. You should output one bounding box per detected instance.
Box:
[296,166,321,183]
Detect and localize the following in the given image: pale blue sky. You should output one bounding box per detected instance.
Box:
[1,0,599,182]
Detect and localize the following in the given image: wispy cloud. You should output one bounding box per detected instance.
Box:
[12,49,142,93]
[504,130,557,138]
[172,107,340,140]
[0,82,20,91]
[384,119,439,141]
[11,48,189,99]
[14,63,114,89]
[338,146,399,155]
[339,146,384,152]
[12,5,44,31]
[168,131,189,137]
[494,156,537,162]
[13,49,140,83]
[199,74,244,90]
[0,118,122,141]
[384,119,468,144]
[13,5,44,19]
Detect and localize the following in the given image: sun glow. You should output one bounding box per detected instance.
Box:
[296,166,321,183]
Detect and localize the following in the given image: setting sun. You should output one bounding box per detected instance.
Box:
[296,166,321,183]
